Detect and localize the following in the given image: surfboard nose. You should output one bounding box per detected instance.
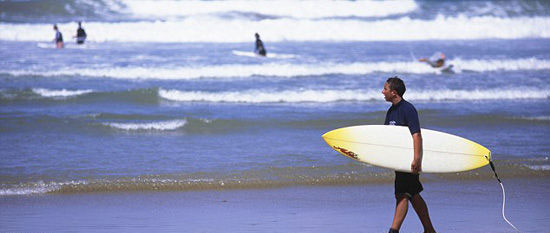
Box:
[321,130,336,147]
[322,128,346,147]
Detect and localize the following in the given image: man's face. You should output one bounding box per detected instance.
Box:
[382,82,395,102]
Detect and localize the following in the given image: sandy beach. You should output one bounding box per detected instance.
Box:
[1,177,548,232]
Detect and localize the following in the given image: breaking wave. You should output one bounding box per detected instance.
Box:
[2,87,548,104]
[32,88,94,98]
[158,88,549,103]
[2,58,549,80]
[1,15,549,42]
[102,119,187,131]
[121,0,418,19]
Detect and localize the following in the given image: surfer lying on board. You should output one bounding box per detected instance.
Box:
[382,77,436,233]
[53,24,64,49]
[254,33,267,56]
[419,52,446,68]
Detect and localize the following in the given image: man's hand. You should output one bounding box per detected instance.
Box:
[411,158,422,174]
[411,132,423,174]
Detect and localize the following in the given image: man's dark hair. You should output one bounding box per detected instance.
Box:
[386,76,406,97]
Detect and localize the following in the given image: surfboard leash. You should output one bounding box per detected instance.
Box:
[485,156,521,232]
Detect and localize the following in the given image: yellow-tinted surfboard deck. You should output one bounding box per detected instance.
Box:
[323,125,490,173]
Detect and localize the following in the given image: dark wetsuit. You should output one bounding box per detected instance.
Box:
[384,99,423,198]
[255,39,266,56]
[76,27,86,44]
[427,59,445,68]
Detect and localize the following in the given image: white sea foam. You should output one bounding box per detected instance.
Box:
[36,42,93,49]
[0,186,53,195]
[5,58,550,80]
[5,62,431,80]
[518,116,550,121]
[450,58,550,72]
[408,89,550,101]
[0,180,86,196]
[121,0,418,19]
[199,118,213,124]
[526,165,550,171]
[103,119,187,131]
[32,88,93,97]
[159,89,371,103]
[159,88,550,103]
[1,15,549,42]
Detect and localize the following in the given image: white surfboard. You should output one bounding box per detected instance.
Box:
[232,50,259,57]
[438,64,454,74]
[231,50,296,59]
[322,125,490,173]
[37,42,89,49]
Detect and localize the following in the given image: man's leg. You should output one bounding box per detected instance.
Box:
[410,194,436,233]
[390,195,409,231]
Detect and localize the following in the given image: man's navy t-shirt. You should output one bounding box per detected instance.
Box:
[385,99,423,196]
[384,99,420,135]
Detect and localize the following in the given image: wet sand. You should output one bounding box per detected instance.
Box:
[1,177,548,232]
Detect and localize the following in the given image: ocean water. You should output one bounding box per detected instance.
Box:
[1,0,549,196]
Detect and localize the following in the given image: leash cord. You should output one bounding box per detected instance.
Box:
[486,156,520,232]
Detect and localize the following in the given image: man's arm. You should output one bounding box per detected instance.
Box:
[411,132,423,173]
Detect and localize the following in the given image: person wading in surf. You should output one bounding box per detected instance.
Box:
[382,76,436,233]
[74,21,87,44]
[53,24,64,49]
[254,33,267,56]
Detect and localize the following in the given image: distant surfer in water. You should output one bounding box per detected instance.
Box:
[419,52,446,68]
[53,24,64,49]
[74,21,87,44]
[254,33,267,56]
[382,77,436,233]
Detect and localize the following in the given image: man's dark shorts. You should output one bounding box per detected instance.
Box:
[394,171,423,199]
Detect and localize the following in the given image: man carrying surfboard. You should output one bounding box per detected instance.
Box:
[382,77,436,233]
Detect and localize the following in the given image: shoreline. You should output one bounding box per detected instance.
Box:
[3,160,549,196]
[1,177,548,232]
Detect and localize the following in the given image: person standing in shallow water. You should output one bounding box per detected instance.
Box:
[53,24,64,49]
[74,21,87,44]
[382,76,436,233]
[254,33,267,56]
